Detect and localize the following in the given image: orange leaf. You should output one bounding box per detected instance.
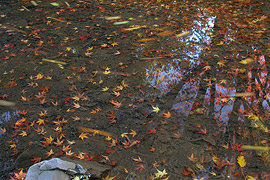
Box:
[12,169,26,180]
[109,100,121,108]
[163,111,172,118]
[78,126,113,137]
[137,38,156,42]
[156,30,174,37]
[79,132,88,140]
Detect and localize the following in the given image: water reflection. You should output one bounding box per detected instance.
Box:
[0,110,20,125]
[142,9,216,97]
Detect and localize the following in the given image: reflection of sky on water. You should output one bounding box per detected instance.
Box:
[143,10,216,97]
[0,110,20,125]
[214,83,236,132]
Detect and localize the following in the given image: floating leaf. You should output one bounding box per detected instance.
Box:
[176,31,190,37]
[152,106,160,113]
[237,155,246,167]
[50,2,60,6]
[124,26,142,31]
[242,145,270,151]
[137,38,156,42]
[113,21,129,25]
[105,16,121,20]
[239,58,254,65]
[156,30,174,37]
[234,92,255,97]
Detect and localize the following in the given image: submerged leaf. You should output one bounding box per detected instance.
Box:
[237,155,246,167]
[239,58,254,65]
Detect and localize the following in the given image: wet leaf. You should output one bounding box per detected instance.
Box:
[239,58,254,65]
[237,155,246,167]
[152,106,160,113]
[102,175,115,180]
[109,100,121,108]
[113,21,129,25]
[155,168,168,178]
[176,31,190,37]
[163,111,172,118]
[50,2,60,6]
[105,16,121,20]
[79,132,88,140]
[137,38,156,42]
[156,30,174,37]
[234,92,255,97]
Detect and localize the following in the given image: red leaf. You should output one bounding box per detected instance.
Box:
[197,128,207,135]
[105,148,115,154]
[18,110,27,116]
[135,164,145,173]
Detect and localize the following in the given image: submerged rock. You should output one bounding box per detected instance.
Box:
[25,158,87,180]
[25,157,112,180]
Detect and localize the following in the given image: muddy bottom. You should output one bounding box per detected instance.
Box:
[0,0,270,179]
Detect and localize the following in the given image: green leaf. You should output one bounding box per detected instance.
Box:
[152,106,160,113]
[50,2,60,6]
[113,21,129,25]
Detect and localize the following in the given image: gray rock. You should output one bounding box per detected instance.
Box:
[39,158,75,171]
[25,158,88,180]
[38,170,69,180]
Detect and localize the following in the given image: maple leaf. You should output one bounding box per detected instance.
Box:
[107,112,117,120]
[152,106,160,113]
[197,128,207,135]
[129,129,137,137]
[148,128,157,135]
[39,98,47,104]
[163,111,172,118]
[11,169,26,180]
[65,150,74,157]
[31,156,42,164]
[155,168,168,179]
[102,175,115,180]
[73,102,81,109]
[18,110,27,116]
[46,149,54,157]
[237,155,246,167]
[111,42,118,46]
[109,100,121,108]
[102,87,109,91]
[149,147,155,152]
[53,138,64,146]
[79,132,88,140]
[135,164,145,173]
[188,153,197,163]
[41,136,54,147]
[132,156,143,162]
[36,118,45,126]
[112,91,120,97]
[19,131,27,137]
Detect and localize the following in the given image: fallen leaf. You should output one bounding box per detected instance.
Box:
[239,58,254,65]
[156,30,174,37]
[163,111,172,118]
[237,155,246,167]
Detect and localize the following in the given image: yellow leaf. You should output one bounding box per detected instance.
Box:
[102,87,109,91]
[246,175,256,180]
[156,30,175,37]
[239,58,254,65]
[154,168,167,179]
[152,106,160,113]
[176,31,190,37]
[216,41,224,45]
[237,155,246,167]
[129,129,137,137]
[102,175,115,180]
